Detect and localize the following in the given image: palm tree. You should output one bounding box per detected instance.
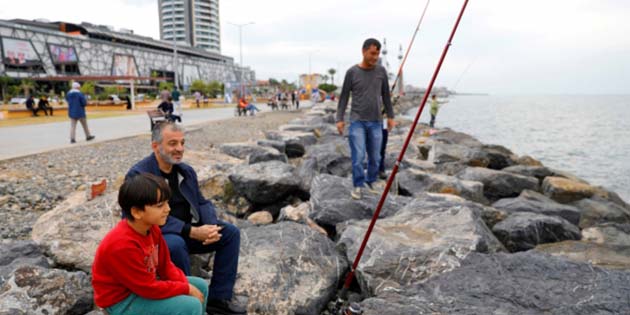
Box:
[322,75,329,84]
[19,79,35,97]
[0,75,11,103]
[328,68,336,85]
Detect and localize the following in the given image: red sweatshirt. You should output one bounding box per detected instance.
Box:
[92,220,189,308]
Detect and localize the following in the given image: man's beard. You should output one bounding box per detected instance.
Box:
[158,145,183,165]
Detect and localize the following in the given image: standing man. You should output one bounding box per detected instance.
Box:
[194,90,202,108]
[126,122,246,315]
[172,87,182,117]
[337,38,395,200]
[67,82,95,144]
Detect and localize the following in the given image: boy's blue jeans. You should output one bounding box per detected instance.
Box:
[348,120,383,187]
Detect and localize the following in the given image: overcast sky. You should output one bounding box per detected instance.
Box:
[0,0,629,94]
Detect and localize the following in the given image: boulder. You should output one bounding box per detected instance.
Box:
[0,265,93,315]
[428,142,490,167]
[256,139,286,153]
[457,167,539,201]
[481,144,517,170]
[265,131,317,158]
[31,192,117,272]
[430,128,483,147]
[233,222,348,315]
[492,212,581,252]
[400,158,436,173]
[309,174,412,228]
[582,223,630,246]
[360,251,630,314]
[247,211,273,225]
[247,149,288,165]
[542,176,600,203]
[535,240,630,270]
[337,194,505,296]
[492,190,582,225]
[575,197,630,228]
[295,140,353,192]
[219,142,282,160]
[229,161,301,205]
[0,240,49,286]
[397,169,487,204]
[503,165,554,183]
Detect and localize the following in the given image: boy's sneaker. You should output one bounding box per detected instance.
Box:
[351,187,362,200]
[70,139,76,144]
[86,135,95,141]
[378,171,388,180]
[206,298,247,315]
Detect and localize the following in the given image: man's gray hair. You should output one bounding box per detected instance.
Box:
[151,122,185,143]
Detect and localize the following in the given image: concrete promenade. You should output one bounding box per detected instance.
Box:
[0,103,289,161]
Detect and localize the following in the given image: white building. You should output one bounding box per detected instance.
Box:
[158,0,221,53]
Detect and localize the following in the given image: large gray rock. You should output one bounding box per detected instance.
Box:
[234,222,348,315]
[309,174,412,228]
[575,197,630,228]
[536,241,630,270]
[492,212,581,252]
[582,223,630,247]
[220,142,283,160]
[296,140,352,192]
[229,161,301,205]
[360,251,630,314]
[457,167,539,201]
[492,190,582,225]
[337,194,505,296]
[265,131,317,158]
[0,265,93,315]
[428,142,490,167]
[430,128,484,147]
[481,144,518,170]
[31,192,118,272]
[0,241,49,286]
[247,148,288,165]
[256,139,286,153]
[398,169,487,204]
[503,164,555,183]
[542,176,600,203]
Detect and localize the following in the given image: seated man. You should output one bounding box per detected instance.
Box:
[238,97,248,116]
[158,97,181,123]
[126,122,246,315]
[37,95,53,116]
[25,96,38,116]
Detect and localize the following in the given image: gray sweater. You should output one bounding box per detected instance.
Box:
[336,64,394,122]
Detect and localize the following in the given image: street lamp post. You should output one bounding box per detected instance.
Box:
[228,22,254,98]
[170,0,179,89]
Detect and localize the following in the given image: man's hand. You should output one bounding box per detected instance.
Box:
[190,225,222,245]
[189,283,204,304]
[336,121,345,135]
[387,118,396,131]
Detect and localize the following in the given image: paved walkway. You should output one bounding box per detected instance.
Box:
[0,102,304,161]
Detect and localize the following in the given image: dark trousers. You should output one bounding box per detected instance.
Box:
[379,128,388,173]
[430,114,436,128]
[163,221,240,300]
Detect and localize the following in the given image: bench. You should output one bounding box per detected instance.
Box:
[147,110,167,131]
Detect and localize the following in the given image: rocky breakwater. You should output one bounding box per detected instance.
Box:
[2,97,630,314]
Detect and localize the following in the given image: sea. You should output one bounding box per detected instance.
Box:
[405,94,630,203]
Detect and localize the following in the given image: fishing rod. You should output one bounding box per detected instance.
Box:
[390,0,431,97]
[335,1,470,313]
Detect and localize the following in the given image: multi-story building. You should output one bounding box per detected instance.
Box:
[158,0,221,53]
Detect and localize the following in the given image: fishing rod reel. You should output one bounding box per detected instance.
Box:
[332,299,363,315]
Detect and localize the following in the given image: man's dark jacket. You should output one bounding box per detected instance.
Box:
[126,154,218,235]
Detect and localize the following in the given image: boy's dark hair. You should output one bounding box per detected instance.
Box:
[362,38,381,51]
[119,173,171,221]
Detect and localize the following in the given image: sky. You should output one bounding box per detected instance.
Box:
[0,0,629,94]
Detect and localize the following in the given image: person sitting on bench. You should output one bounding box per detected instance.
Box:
[158,97,181,123]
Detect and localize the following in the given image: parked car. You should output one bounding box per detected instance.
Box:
[108,95,121,104]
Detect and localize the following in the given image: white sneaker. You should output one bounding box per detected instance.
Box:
[351,187,362,200]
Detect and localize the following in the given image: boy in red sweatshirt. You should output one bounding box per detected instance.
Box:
[92,173,208,315]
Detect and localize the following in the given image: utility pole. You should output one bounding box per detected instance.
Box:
[171,0,179,89]
[228,22,254,98]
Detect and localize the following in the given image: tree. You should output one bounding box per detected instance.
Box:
[80,81,96,98]
[190,80,206,93]
[158,81,174,92]
[318,83,338,94]
[0,75,11,103]
[19,79,35,96]
[328,68,336,85]
[268,78,280,87]
[206,80,224,98]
